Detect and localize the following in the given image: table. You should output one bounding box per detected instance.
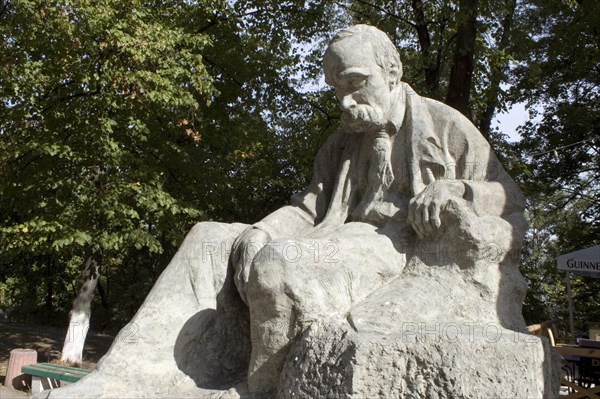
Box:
[553,344,600,399]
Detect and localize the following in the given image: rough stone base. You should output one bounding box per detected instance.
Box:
[278,322,560,399]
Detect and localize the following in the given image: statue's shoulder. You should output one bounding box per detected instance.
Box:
[405,86,489,146]
[312,129,350,166]
[420,95,474,130]
[328,127,348,141]
[320,128,352,150]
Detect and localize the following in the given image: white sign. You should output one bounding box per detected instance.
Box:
[557,245,600,278]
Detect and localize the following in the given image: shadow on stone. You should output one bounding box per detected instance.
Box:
[174,262,251,390]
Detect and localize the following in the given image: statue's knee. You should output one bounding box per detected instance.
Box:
[188,221,227,239]
[247,240,297,296]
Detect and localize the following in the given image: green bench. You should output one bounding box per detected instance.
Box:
[21,363,92,392]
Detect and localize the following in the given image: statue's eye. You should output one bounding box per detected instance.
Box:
[348,76,367,88]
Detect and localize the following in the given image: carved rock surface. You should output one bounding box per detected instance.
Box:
[279,321,560,399]
[277,262,559,399]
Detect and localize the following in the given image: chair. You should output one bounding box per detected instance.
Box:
[527,319,560,346]
[527,320,575,392]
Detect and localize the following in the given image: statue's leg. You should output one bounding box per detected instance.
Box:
[245,222,406,394]
[43,221,248,398]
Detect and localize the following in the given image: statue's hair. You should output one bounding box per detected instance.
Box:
[329,24,403,83]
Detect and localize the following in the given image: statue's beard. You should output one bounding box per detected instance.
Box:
[341,104,386,133]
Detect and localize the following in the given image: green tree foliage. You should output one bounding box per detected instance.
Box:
[520,189,599,336]
[512,0,599,329]
[187,1,344,222]
[0,0,220,323]
[0,0,344,326]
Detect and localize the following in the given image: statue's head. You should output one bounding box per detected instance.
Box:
[324,25,403,134]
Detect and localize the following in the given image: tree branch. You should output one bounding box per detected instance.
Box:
[345,0,417,28]
[202,55,244,88]
[196,9,268,34]
[40,89,100,116]
[0,0,8,19]
[298,94,333,120]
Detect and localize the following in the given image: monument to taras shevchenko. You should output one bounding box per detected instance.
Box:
[40,25,559,399]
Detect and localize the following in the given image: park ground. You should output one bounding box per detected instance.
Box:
[0,321,113,397]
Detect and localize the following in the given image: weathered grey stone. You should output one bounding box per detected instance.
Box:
[276,255,559,397]
[36,24,558,399]
[279,321,560,399]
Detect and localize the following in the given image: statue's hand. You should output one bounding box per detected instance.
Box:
[231,226,271,304]
[408,180,465,239]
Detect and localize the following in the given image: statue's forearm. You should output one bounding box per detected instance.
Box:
[462,180,525,217]
[253,205,316,239]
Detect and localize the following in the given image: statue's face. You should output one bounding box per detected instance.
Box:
[324,38,395,134]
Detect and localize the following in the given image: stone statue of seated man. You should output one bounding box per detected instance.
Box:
[40,25,558,399]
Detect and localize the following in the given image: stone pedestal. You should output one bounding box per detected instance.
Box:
[279,322,560,398]
[4,348,37,390]
[276,264,561,398]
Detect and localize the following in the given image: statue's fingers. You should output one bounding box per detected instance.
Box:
[421,205,433,236]
[408,198,427,239]
[430,201,441,229]
[243,257,254,283]
[233,258,249,305]
[413,206,427,239]
[231,237,242,262]
[232,245,242,266]
[408,199,416,226]
[413,222,425,240]
[408,210,422,239]
[242,246,258,269]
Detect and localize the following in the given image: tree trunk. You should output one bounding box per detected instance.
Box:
[478,0,517,138]
[446,0,479,118]
[60,247,103,365]
[97,279,109,310]
[411,0,440,98]
[45,256,53,313]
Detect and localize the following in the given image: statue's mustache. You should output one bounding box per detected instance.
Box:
[341,104,385,128]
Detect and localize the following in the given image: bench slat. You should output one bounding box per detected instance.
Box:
[22,363,92,383]
[22,363,91,375]
[23,362,91,377]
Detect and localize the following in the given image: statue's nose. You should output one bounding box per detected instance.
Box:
[340,94,357,110]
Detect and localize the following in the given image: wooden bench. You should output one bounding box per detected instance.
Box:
[21,363,92,392]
